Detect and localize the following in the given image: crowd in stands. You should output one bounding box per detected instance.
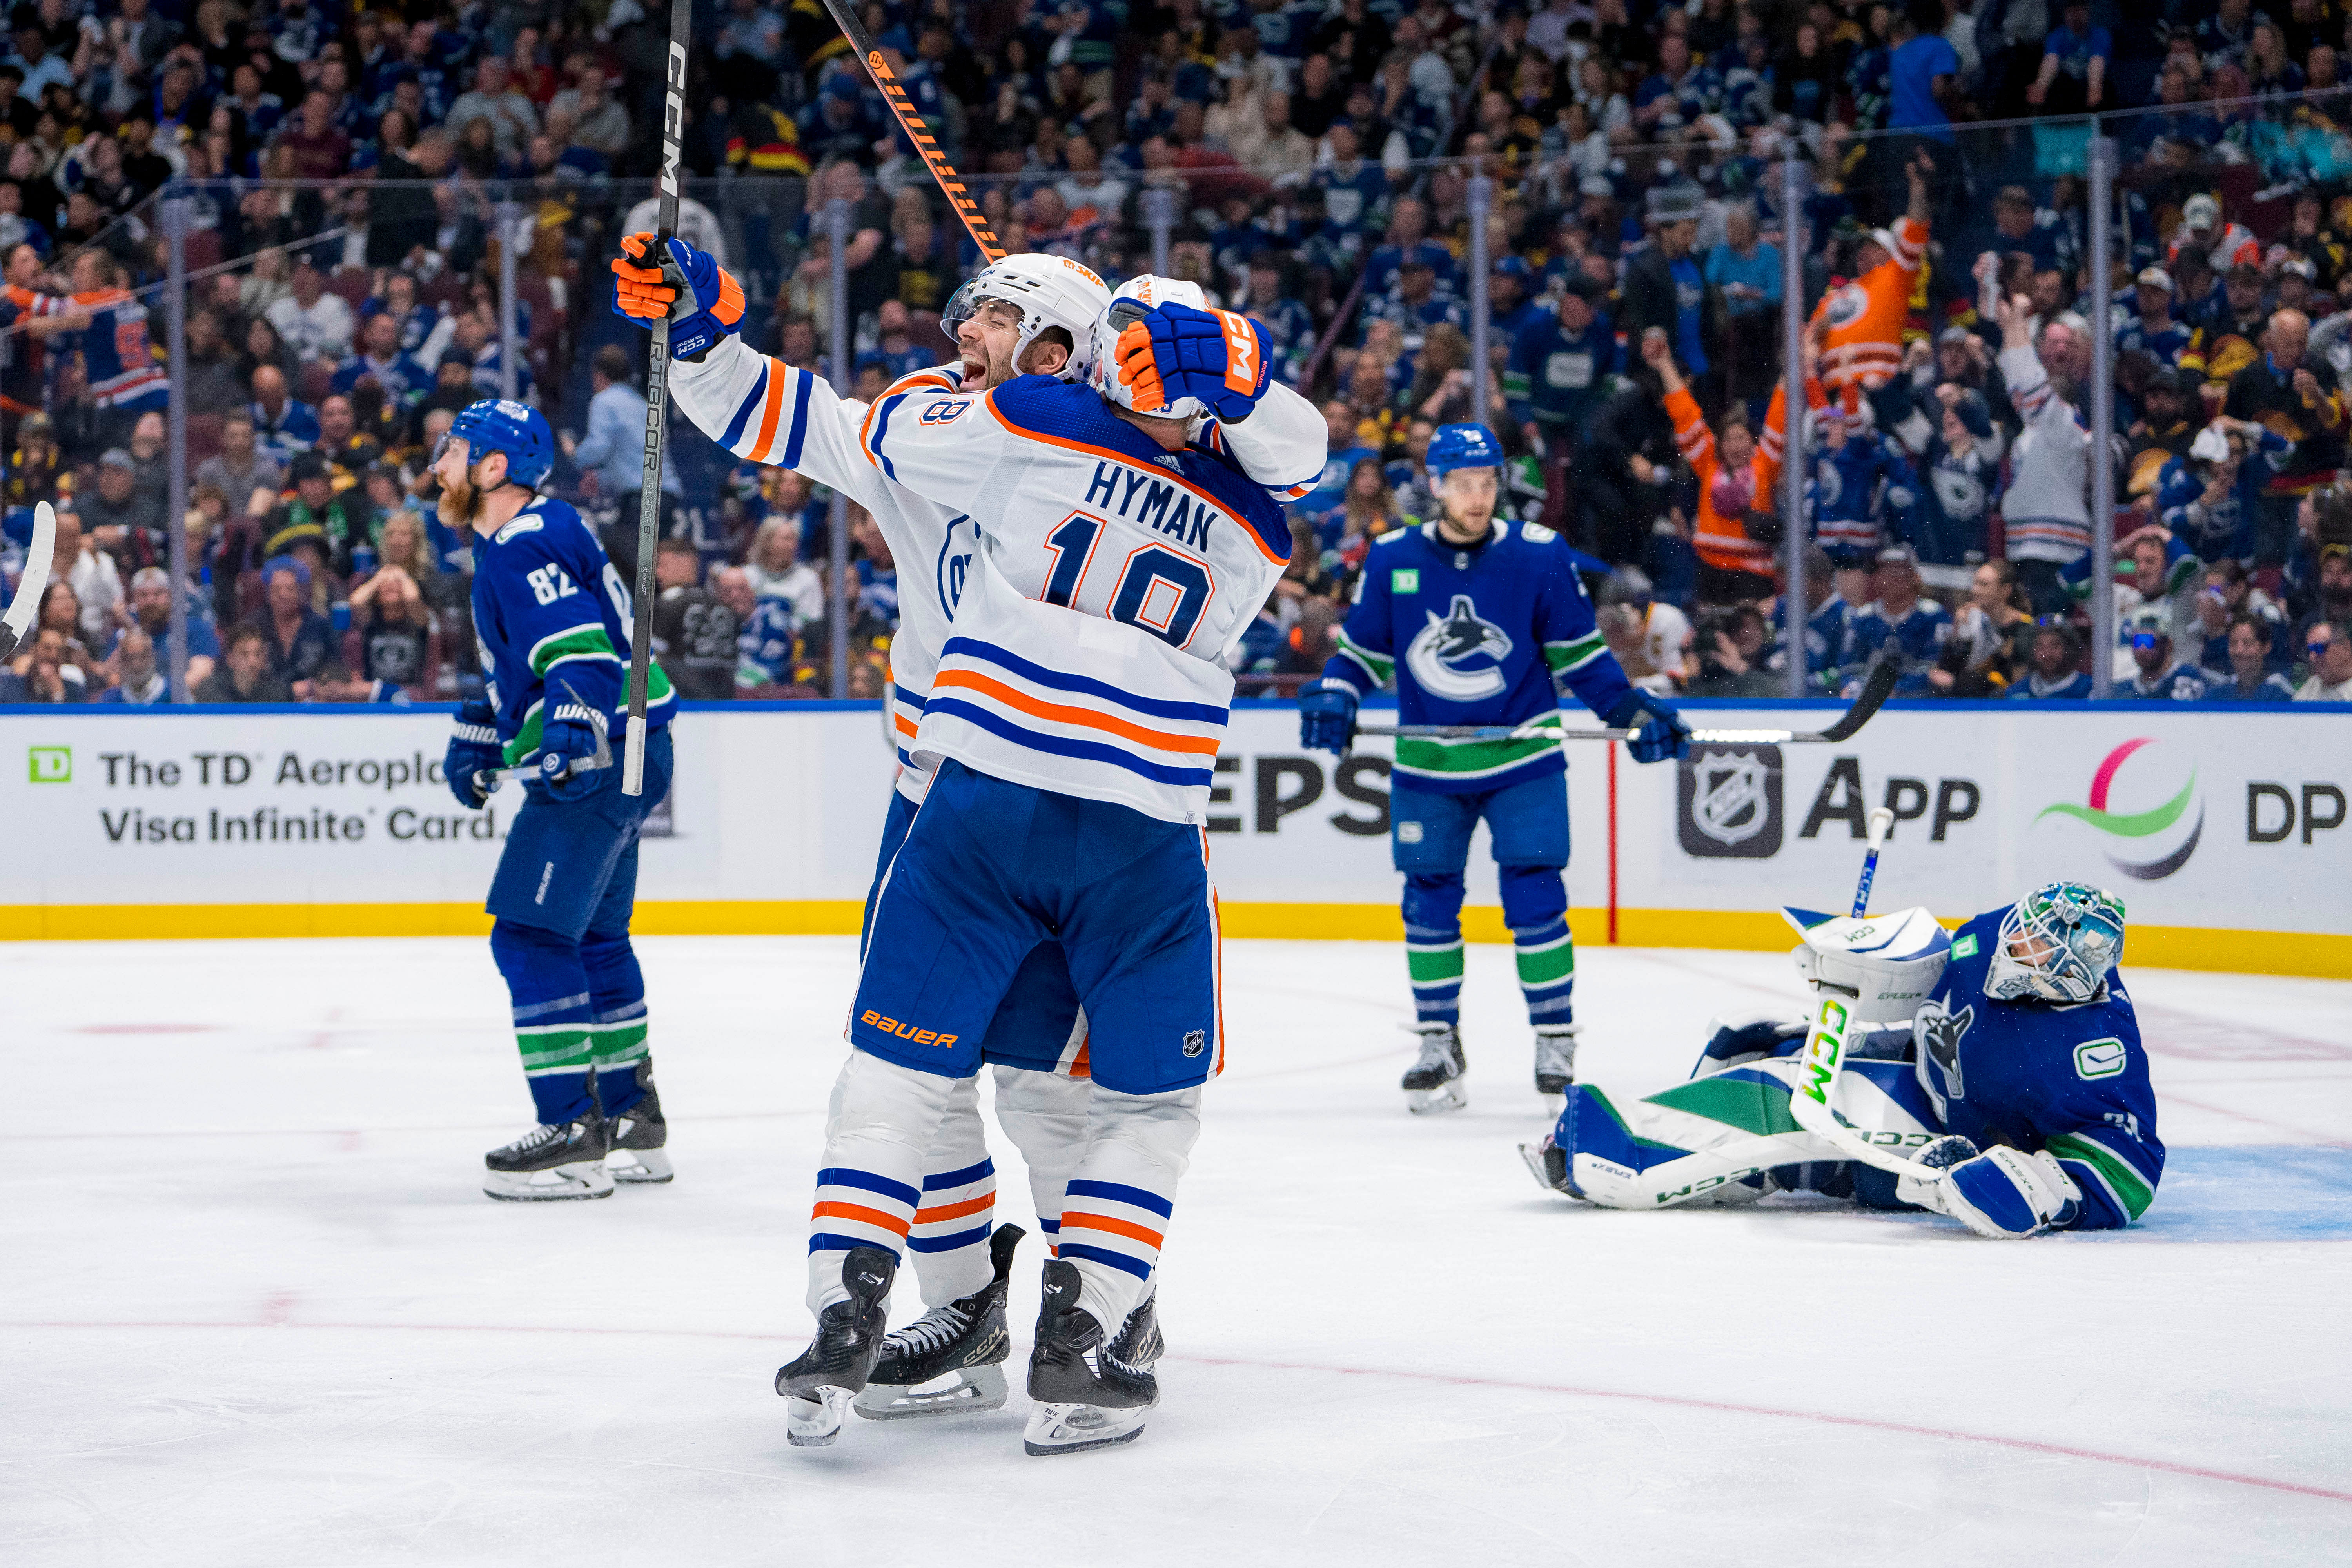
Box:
[0,0,2347,705]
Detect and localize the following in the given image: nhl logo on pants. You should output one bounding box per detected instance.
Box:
[1677,743,1784,858]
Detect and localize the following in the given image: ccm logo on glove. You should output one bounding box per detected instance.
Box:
[1216,309,1259,396]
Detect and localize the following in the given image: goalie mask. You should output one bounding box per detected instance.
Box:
[1987,882,2125,1004]
[942,254,1111,387]
[1091,274,1214,422]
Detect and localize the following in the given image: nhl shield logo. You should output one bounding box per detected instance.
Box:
[1677,743,1784,858]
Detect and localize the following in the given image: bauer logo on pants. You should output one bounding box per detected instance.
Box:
[1678,744,1784,858]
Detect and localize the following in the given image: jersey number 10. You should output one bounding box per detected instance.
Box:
[1041,513,1215,648]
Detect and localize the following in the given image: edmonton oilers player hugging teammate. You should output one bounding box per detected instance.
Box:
[1298,423,1693,1112]
[613,227,1323,1454]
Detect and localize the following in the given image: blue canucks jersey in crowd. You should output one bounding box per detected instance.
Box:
[736,596,796,687]
[1911,909,2163,1230]
[1807,429,1912,562]
[1772,593,1852,691]
[470,496,674,765]
[1843,596,1951,694]
[1323,519,1635,793]
[2156,425,2288,563]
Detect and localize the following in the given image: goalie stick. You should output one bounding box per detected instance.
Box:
[1783,806,1949,1184]
[0,500,58,663]
[813,0,1006,262]
[617,0,691,797]
[1357,655,1900,746]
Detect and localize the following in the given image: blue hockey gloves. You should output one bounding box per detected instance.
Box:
[1117,301,1272,422]
[1603,688,1692,765]
[1899,1139,2084,1238]
[445,701,504,807]
[612,232,745,361]
[1298,677,1361,756]
[536,700,611,803]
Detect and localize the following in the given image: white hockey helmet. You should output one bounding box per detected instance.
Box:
[941,253,1111,384]
[1782,906,1952,1029]
[1092,274,1212,421]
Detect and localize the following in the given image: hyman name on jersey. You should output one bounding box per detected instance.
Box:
[1083,460,1222,554]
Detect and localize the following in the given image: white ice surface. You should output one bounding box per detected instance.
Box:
[5,936,2349,1567]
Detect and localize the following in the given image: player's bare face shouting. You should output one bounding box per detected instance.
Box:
[953,299,1072,391]
[431,436,508,532]
[1436,466,1499,544]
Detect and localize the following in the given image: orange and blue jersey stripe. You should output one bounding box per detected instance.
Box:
[927,635,1225,790]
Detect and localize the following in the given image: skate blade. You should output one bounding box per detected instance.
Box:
[1023,1401,1147,1456]
[483,1160,616,1201]
[853,1363,1008,1420]
[784,1388,853,1448]
[606,1147,674,1184]
[1406,1080,1468,1114]
[1518,1140,1567,1195]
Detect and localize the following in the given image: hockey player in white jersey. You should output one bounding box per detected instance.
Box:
[617,239,1322,1451]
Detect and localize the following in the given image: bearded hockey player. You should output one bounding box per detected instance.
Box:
[616,238,1319,1455]
[1524,883,2162,1238]
[1297,423,1691,1111]
[434,399,677,1201]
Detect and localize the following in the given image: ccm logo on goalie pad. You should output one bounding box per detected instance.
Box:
[860,1009,960,1047]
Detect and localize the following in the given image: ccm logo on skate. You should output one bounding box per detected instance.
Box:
[860,1010,958,1047]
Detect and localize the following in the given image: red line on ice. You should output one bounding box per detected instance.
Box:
[11,1319,2349,1505]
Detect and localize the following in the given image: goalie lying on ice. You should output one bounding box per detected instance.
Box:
[1523,884,2163,1238]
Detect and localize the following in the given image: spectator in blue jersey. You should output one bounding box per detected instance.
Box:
[1990,187,2070,278]
[113,566,218,689]
[331,313,431,407]
[1843,544,1953,696]
[1507,274,1619,537]
[1886,0,1961,140]
[247,556,336,699]
[1771,547,1851,693]
[2115,266,2192,364]
[1241,256,1317,387]
[1633,33,1720,136]
[2008,618,2092,700]
[2028,0,2109,113]
[1705,204,1782,414]
[1363,196,1456,301]
[564,345,682,505]
[1305,397,1380,515]
[847,506,898,639]
[1310,118,1387,234]
[2208,612,2298,701]
[2117,607,2209,699]
[247,366,320,467]
[1485,257,1544,345]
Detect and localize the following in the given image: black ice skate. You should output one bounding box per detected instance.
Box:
[1401,1022,1468,1113]
[1533,1024,1579,1096]
[1518,1131,1580,1198]
[483,1115,613,1201]
[776,1245,897,1448]
[1107,1290,1162,1373]
[855,1223,1023,1421]
[1024,1259,1158,1456]
[602,1067,673,1185]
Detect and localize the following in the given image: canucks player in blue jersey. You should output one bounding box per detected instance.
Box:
[1298,423,1691,1111]
[1524,882,2161,1238]
[434,399,678,1201]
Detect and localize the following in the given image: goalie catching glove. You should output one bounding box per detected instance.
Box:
[610,233,744,361]
[1113,298,1272,422]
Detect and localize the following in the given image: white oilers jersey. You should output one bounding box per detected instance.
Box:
[667,334,1324,810]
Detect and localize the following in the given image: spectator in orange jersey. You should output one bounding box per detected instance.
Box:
[1644,327,1792,603]
[1810,151,1935,414]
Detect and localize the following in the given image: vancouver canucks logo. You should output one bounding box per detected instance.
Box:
[1916,999,1973,1102]
[1405,594,1513,702]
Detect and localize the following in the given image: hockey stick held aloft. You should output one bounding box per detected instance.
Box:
[813,0,1005,262]
[1357,657,1902,746]
[618,0,691,797]
[0,500,57,663]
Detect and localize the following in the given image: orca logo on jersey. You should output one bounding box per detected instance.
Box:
[1916,999,1973,1103]
[1404,594,1514,702]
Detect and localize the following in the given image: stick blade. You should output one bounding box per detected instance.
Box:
[0,500,58,659]
[1818,657,1899,743]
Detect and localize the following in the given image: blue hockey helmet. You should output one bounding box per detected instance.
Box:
[1987,882,2126,1004]
[1427,422,1505,479]
[445,398,554,490]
